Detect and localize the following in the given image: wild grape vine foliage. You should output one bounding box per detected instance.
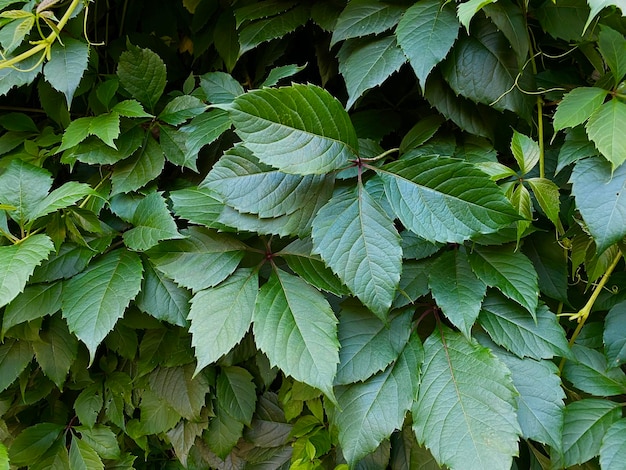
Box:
[0,0,625,468]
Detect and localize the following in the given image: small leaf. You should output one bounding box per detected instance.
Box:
[604,301,626,366]
[253,268,339,399]
[111,136,165,195]
[149,364,209,420]
[33,315,78,388]
[510,131,540,175]
[62,249,143,364]
[205,408,244,459]
[122,192,182,251]
[43,38,89,108]
[176,109,232,170]
[331,0,405,46]
[69,437,104,470]
[28,182,94,223]
[0,339,33,392]
[112,100,153,118]
[217,366,257,425]
[260,63,306,88]
[598,25,626,85]
[0,159,52,225]
[200,71,244,104]
[158,95,207,126]
[169,186,228,230]
[238,5,309,55]
[585,99,626,168]
[600,419,626,470]
[457,0,497,31]
[166,420,206,467]
[75,384,103,429]
[75,425,120,460]
[8,423,64,467]
[562,344,626,396]
[117,45,166,111]
[526,178,562,230]
[553,87,609,132]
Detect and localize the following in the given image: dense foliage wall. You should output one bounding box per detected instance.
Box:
[0,0,626,468]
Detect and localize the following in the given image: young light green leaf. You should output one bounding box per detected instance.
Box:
[429,249,486,337]
[468,245,539,314]
[330,0,405,46]
[217,366,257,425]
[338,35,406,109]
[570,157,626,254]
[510,131,540,175]
[62,249,143,364]
[43,38,89,108]
[598,25,626,85]
[28,182,94,223]
[122,192,182,251]
[112,100,153,118]
[378,155,520,243]
[562,344,626,396]
[189,268,257,373]
[553,87,609,132]
[0,234,54,308]
[584,0,626,33]
[413,327,521,470]
[59,113,121,151]
[330,334,423,465]
[69,436,104,470]
[3,281,62,334]
[117,45,166,111]
[8,423,64,467]
[149,364,209,420]
[526,178,562,230]
[33,314,78,388]
[253,268,339,399]
[586,98,626,168]
[227,84,358,174]
[396,0,459,90]
[312,185,402,319]
[604,301,626,366]
[0,159,52,225]
[111,136,165,195]
[335,302,414,385]
[0,338,33,392]
[200,71,244,104]
[146,226,245,292]
[600,419,626,470]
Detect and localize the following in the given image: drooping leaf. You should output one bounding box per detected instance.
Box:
[413,327,520,470]
[32,314,78,388]
[253,268,339,399]
[330,334,423,465]
[378,154,520,243]
[396,0,459,89]
[562,344,626,396]
[146,227,244,292]
[217,366,257,425]
[600,419,626,470]
[205,407,245,459]
[2,281,62,334]
[598,25,626,85]
[585,99,626,168]
[338,34,406,109]
[604,301,626,366]
[0,338,33,392]
[7,423,64,467]
[483,0,529,64]
[526,177,562,230]
[398,115,444,155]
[117,45,166,111]
[312,185,402,319]
[0,234,54,308]
[570,157,626,254]
[226,84,358,174]
[330,0,405,46]
[149,364,209,420]
[62,249,143,364]
[111,136,165,195]
[166,419,206,467]
[429,249,486,337]
[0,159,52,225]
[189,268,257,373]
[43,38,89,108]
[390,425,442,470]
[122,192,182,251]
[260,63,306,87]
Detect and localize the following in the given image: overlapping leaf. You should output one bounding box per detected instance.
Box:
[122,192,182,251]
[585,99,626,168]
[43,38,89,108]
[562,344,626,396]
[330,0,405,46]
[600,419,626,470]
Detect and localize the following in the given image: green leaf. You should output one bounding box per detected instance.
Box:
[169,186,228,230]
[535,0,588,41]
[413,327,520,470]
[0,443,7,470]
[149,364,209,420]
[214,10,239,73]
[562,344,626,396]
[390,426,442,470]
[468,245,539,314]
[205,407,244,459]
[122,192,182,251]
[604,301,626,366]
[330,334,423,465]
[3,281,62,334]
[166,420,207,468]
[0,338,33,392]
[429,249,486,337]
[30,242,95,283]
[599,25,626,85]
[570,157,626,254]
[227,84,358,174]
[146,226,245,292]
[396,0,459,89]
[312,185,402,318]
[330,0,404,46]
[112,100,153,118]
[0,159,52,225]
[553,87,609,132]
[75,383,103,428]
[457,0,497,30]
[200,71,244,104]
[111,136,165,195]
[28,182,94,223]
[483,0,529,64]
[378,155,520,243]
[511,131,540,175]
[175,109,232,170]
[586,99,626,168]
[69,126,144,165]
[555,399,621,468]
[526,178,562,230]
[75,425,120,460]
[399,116,444,155]
[139,388,181,434]
[0,54,42,97]
[59,113,121,151]
[189,268,257,373]
[43,38,89,108]
[585,0,626,32]
[253,268,339,399]
[158,95,207,126]
[335,302,413,385]
[33,314,78,388]
[117,45,167,111]
[62,249,143,364]
[557,126,598,173]
[600,419,626,470]
[135,259,190,327]
[0,234,54,308]
[260,63,306,88]
[338,35,406,109]
[522,233,568,304]
[217,366,256,425]
[393,259,433,308]
[69,436,104,470]
[8,423,64,467]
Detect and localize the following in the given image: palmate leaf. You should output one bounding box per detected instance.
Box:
[226,84,358,174]
[330,0,405,46]
[585,99,626,168]
[253,268,339,399]
[312,184,402,319]
[396,0,459,89]
[330,334,423,465]
[0,234,54,308]
[43,38,89,108]
[413,327,520,470]
[62,249,143,364]
[378,154,520,243]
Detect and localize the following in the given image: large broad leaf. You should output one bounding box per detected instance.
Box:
[604,301,626,366]
[189,268,258,374]
[335,301,414,385]
[585,99,626,169]
[562,344,626,396]
[570,157,626,254]
[478,293,570,359]
[600,419,626,470]
[116,45,166,112]
[553,87,608,132]
[457,0,498,30]
[43,38,89,108]
[226,84,358,174]
[413,327,520,470]
[312,185,402,319]
[253,268,339,399]
[396,0,459,89]
[330,0,405,46]
[0,159,52,226]
[378,155,520,243]
[337,34,406,109]
[468,245,539,314]
[330,334,423,465]
[0,234,54,308]
[122,192,182,251]
[62,249,143,364]
[429,249,486,337]
[146,226,245,292]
